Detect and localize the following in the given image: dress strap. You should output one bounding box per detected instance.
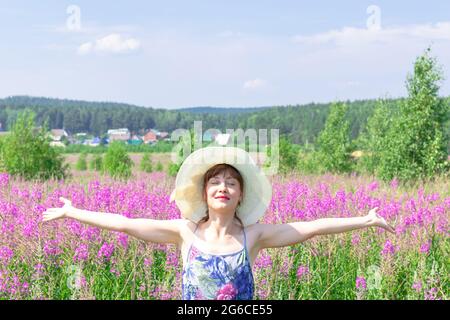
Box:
[243,227,249,257]
[193,223,200,235]
[186,223,200,264]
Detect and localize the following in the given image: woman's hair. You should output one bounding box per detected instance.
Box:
[199,163,244,227]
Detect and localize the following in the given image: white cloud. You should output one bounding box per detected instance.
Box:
[77,42,93,55]
[292,21,450,46]
[243,78,266,90]
[77,33,141,55]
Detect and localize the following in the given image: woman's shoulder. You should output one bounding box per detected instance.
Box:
[176,218,198,234]
[244,222,264,238]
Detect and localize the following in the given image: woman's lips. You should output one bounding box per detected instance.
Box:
[215,196,230,201]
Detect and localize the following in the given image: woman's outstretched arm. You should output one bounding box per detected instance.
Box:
[42,197,183,244]
[256,207,395,250]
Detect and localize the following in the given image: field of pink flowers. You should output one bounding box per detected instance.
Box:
[0,170,448,300]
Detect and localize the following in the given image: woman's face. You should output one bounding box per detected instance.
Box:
[204,170,242,212]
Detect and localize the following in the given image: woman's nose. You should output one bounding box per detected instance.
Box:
[217,182,228,190]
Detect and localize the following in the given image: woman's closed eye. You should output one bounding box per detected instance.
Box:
[211,181,235,186]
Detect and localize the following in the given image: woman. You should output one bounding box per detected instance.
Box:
[43,146,395,300]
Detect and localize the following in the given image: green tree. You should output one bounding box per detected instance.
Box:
[0,110,70,181]
[75,152,88,171]
[357,99,397,175]
[103,141,133,180]
[265,135,299,174]
[90,154,103,171]
[378,48,449,182]
[140,153,153,173]
[316,102,353,173]
[155,161,163,172]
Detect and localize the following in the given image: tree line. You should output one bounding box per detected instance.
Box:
[2,95,448,150]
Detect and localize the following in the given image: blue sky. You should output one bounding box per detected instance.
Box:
[1,0,450,109]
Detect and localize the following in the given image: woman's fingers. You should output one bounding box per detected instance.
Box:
[388,224,396,234]
[59,197,72,206]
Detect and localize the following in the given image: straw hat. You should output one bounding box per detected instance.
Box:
[169,146,272,226]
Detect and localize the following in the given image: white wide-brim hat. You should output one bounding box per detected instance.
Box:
[169,146,272,226]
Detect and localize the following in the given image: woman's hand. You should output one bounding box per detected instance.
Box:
[366,207,395,234]
[42,197,74,222]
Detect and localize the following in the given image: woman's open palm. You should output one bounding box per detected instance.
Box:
[42,197,74,222]
[367,207,395,234]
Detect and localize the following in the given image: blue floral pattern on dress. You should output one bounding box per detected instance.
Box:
[182,227,254,300]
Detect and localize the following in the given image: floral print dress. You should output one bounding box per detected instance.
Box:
[182,225,254,300]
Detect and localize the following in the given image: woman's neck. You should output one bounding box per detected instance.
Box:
[203,213,237,239]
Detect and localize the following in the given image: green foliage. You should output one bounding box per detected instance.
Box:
[155,161,163,172]
[75,152,88,171]
[167,163,179,177]
[89,154,103,171]
[296,148,323,174]
[140,153,153,173]
[102,141,133,180]
[316,102,353,173]
[265,136,300,174]
[377,48,450,182]
[0,110,70,181]
[356,99,398,175]
[60,140,173,154]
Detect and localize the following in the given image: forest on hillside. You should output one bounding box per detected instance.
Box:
[2,95,449,147]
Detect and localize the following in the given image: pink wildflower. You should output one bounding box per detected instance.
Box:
[419,241,431,254]
[97,242,115,262]
[356,277,367,290]
[412,282,422,293]
[73,243,89,262]
[381,240,395,256]
[296,266,309,280]
[0,246,14,264]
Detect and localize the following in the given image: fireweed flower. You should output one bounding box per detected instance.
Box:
[351,234,361,246]
[356,277,367,290]
[425,287,439,300]
[144,257,153,267]
[296,266,309,280]
[255,254,272,269]
[43,240,63,257]
[73,244,89,262]
[419,241,431,254]
[381,240,396,256]
[34,263,44,273]
[390,178,399,189]
[97,242,115,262]
[368,181,379,192]
[166,251,179,267]
[0,246,14,264]
[279,260,290,276]
[116,233,128,249]
[0,172,10,188]
[23,220,38,239]
[412,281,422,293]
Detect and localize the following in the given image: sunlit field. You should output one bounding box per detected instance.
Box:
[0,156,448,300]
